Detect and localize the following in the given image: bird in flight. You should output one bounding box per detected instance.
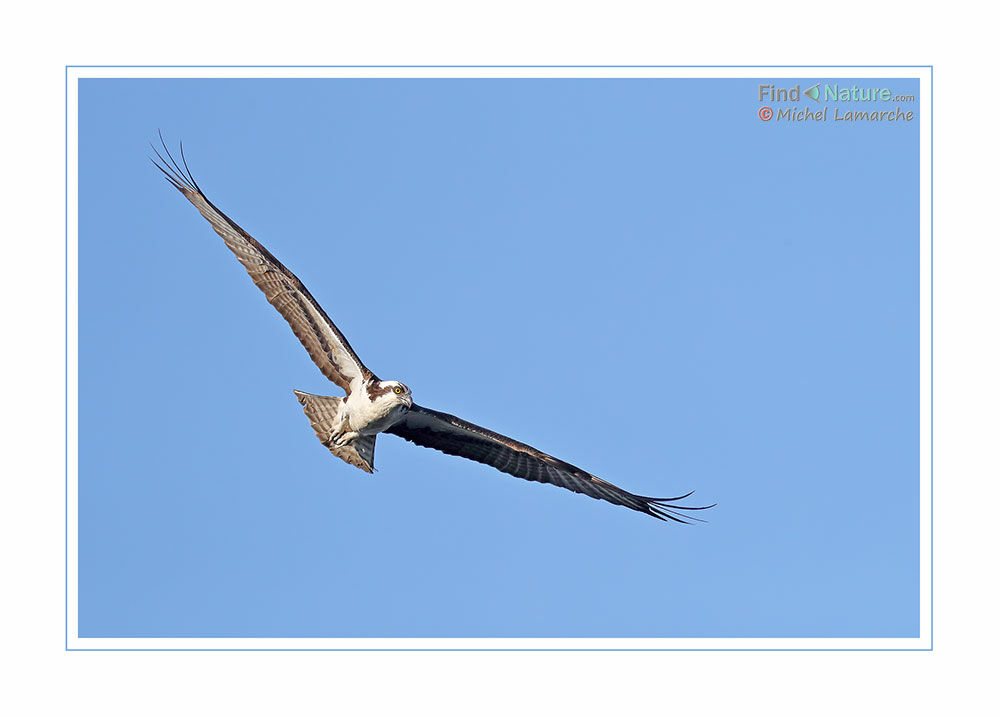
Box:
[152,138,713,523]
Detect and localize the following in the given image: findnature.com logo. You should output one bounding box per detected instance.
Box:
[757,82,916,123]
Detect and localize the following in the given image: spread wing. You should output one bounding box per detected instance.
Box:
[386,405,714,523]
[152,137,375,394]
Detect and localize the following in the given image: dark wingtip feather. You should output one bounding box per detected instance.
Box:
[641,494,715,524]
[178,140,204,193]
[150,130,200,193]
[635,490,696,503]
[149,155,184,191]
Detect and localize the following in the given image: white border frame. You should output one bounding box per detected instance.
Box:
[66,65,931,650]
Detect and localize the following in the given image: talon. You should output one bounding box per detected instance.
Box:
[334,431,360,446]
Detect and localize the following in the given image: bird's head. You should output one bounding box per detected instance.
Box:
[378,380,413,409]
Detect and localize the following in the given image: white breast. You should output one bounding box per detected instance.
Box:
[345,389,408,436]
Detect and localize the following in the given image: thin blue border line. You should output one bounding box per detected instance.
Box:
[64,65,69,653]
[68,648,929,652]
[66,66,931,652]
[929,65,934,651]
[66,64,932,68]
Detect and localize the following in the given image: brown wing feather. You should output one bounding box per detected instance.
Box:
[294,390,376,473]
[386,405,714,523]
[152,139,374,394]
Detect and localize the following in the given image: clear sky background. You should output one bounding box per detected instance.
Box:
[77,77,920,638]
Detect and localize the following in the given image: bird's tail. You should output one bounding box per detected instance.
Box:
[294,390,376,473]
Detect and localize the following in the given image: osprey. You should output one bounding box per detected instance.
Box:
[152,139,713,523]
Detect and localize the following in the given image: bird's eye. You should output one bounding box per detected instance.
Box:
[394,387,402,394]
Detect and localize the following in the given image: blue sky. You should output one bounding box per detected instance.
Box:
[77,77,920,638]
